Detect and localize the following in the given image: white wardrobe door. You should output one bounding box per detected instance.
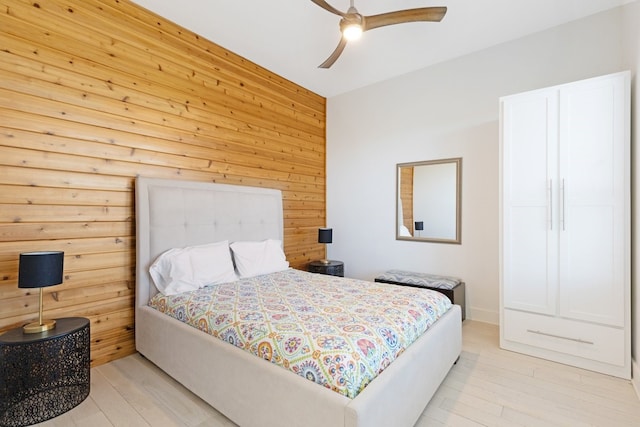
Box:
[558,74,626,327]
[501,90,558,315]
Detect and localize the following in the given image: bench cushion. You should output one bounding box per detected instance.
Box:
[375,270,461,290]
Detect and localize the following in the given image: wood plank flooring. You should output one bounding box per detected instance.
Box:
[34,321,640,426]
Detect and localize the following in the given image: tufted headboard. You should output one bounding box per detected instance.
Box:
[135,176,283,308]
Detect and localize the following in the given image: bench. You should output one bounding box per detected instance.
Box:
[375,270,465,321]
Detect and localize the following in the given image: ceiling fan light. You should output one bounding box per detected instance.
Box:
[342,24,362,41]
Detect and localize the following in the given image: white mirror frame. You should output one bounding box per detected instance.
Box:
[396,157,462,244]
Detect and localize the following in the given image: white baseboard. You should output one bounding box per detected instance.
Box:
[633,359,640,401]
[469,307,499,325]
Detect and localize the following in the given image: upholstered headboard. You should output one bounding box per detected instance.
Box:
[135,176,283,308]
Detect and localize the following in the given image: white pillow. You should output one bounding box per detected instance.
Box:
[230,239,289,278]
[149,241,238,295]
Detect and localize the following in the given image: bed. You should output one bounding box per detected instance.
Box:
[135,176,462,427]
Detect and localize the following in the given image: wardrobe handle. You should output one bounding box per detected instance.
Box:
[561,179,566,231]
[527,329,594,345]
[548,179,553,230]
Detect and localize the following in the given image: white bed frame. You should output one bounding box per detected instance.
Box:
[135,176,462,427]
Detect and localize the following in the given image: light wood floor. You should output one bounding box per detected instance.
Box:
[35,321,640,426]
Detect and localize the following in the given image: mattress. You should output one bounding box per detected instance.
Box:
[148,268,452,399]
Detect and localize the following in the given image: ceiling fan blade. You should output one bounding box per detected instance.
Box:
[364,7,447,31]
[310,0,346,17]
[318,37,348,68]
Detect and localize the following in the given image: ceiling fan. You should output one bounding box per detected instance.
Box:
[311,0,447,68]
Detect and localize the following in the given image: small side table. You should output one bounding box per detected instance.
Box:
[308,260,344,277]
[0,317,90,427]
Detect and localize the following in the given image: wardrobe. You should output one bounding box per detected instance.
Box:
[499,71,630,379]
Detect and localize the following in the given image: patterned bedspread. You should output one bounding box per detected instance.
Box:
[148,268,452,398]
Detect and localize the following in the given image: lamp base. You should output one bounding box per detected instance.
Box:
[319,259,330,265]
[23,319,56,334]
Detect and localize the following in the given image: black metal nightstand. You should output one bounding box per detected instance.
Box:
[0,317,90,427]
[308,260,344,277]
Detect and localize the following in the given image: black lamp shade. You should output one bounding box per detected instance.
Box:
[414,221,424,231]
[318,228,333,244]
[18,251,64,289]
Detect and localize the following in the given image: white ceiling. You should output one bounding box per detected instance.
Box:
[130,0,633,98]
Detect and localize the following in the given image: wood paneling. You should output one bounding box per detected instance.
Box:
[0,0,326,366]
[400,166,414,234]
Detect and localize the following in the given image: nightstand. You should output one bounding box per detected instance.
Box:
[308,260,344,277]
[0,317,90,427]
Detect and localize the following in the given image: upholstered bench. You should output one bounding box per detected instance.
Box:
[375,270,465,321]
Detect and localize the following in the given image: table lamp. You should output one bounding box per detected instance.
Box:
[18,251,64,334]
[318,228,333,264]
[414,221,424,237]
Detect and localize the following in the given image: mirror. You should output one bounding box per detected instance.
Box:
[396,158,462,244]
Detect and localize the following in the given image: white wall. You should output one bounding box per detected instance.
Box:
[326,5,634,325]
[413,162,457,239]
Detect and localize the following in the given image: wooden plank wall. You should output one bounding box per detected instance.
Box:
[0,0,326,366]
[400,166,414,234]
